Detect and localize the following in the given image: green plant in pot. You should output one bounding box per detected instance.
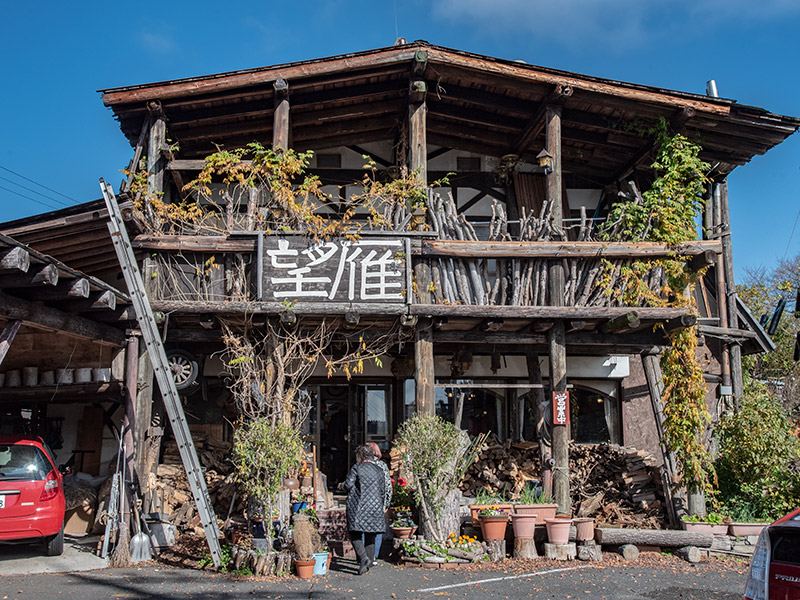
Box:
[469,490,513,527]
[477,505,510,541]
[514,485,557,524]
[390,507,417,539]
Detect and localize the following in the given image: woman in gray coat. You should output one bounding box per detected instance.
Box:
[341,444,387,574]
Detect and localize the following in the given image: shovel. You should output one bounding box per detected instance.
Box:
[129,496,152,563]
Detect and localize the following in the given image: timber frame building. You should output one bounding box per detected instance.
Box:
[2,41,798,518]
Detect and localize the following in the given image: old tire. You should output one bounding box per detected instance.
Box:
[166,349,199,390]
[44,526,64,556]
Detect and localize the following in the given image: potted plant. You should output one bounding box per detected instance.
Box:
[544,516,573,545]
[681,512,730,535]
[292,513,325,578]
[514,486,558,525]
[390,507,417,539]
[469,490,513,527]
[724,503,770,537]
[478,506,510,541]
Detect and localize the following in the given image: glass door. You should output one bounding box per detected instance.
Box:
[362,384,392,456]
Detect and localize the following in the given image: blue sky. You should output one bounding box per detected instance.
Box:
[0,1,798,280]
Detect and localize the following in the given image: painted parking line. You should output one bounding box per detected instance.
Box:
[414,565,593,593]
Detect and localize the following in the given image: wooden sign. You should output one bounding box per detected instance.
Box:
[262,236,409,303]
[552,391,570,426]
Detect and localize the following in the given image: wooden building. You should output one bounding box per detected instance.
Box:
[3,42,798,517]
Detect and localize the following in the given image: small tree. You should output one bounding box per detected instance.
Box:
[232,418,303,523]
[397,415,475,543]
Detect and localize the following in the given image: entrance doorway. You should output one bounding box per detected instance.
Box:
[303,383,392,489]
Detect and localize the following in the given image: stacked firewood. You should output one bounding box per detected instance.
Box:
[460,440,667,528]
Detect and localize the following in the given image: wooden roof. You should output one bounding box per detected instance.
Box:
[100,42,800,181]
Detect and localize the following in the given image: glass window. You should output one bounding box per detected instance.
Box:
[0,444,52,481]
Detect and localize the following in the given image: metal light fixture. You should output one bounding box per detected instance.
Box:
[344,308,360,329]
[537,149,553,175]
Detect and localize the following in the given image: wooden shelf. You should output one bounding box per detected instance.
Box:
[0,381,125,405]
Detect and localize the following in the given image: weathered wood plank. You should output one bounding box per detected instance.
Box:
[415,318,435,416]
[0,264,59,288]
[0,247,30,273]
[273,78,290,151]
[411,305,689,319]
[420,240,723,258]
[0,291,125,347]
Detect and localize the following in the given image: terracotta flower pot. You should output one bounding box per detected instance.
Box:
[479,515,509,541]
[515,503,558,525]
[544,518,573,545]
[682,521,715,534]
[391,526,417,539]
[728,522,767,537]
[469,503,513,527]
[573,517,595,542]
[295,558,316,579]
[511,514,538,539]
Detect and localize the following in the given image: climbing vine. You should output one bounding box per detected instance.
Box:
[600,118,715,496]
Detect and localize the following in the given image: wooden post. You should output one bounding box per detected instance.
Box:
[273,79,290,152]
[525,351,550,463]
[718,179,742,401]
[123,336,139,486]
[415,317,435,416]
[408,77,427,184]
[147,101,166,229]
[712,181,732,399]
[545,103,569,515]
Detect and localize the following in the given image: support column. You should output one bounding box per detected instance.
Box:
[408,77,427,184]
[545,103,569,514]
[719,179,743,400]
[273,79,290,152]
[146,101,166,228]
[713,182,732,399]
[415,318,435,416]
[123,336,139,485]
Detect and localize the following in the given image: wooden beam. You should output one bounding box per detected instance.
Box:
[0,291,125,347]
[147,105,166,227]
[412,304,688,320]
[420,240,722,259]
[697,324,756,340]
[32,277,90,301]
[598,311,641,334]
[59,290,118,313]
[123,115,151,193]
[513,84,572,156]
[273,78,290,151]
[0,319,21,367]
[0,264,59,289]
[0,247,30,273]
[665,314,697,333]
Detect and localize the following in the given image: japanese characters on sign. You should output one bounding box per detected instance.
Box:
[262,237,408,303]
[552,391,570,426]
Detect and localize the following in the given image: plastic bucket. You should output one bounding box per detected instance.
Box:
[312,552,328,575]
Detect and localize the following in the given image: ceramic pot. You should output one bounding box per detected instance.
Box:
[728,522,767,537]
[22,367,38,387]
[710,524,729,535]
[284,477,300,490]
[515,503,558,525]
[479,515,509,541]
[291,501,308,513]
[544,518,573,545]
[573,517,595,542]
[469,503,513,527]
[295,558,316,579]
[5,370,21,387]
[391,526,416,539]
[682,521,713,534]
[510,513,538,539]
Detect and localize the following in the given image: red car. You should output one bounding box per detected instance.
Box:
[0,436,66,556]
[744,507,800,600]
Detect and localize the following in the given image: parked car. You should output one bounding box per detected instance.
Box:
[0,436,66,556]
[744,507,800,600]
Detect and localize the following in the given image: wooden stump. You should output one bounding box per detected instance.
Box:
[577,541,603,562]
[264,552,277,575]
[254,553,268,576]
[619,544,639,561]
[544,543,576,561]
[676,546,703,563]
[486,539,506,562]
[514,538,538,559]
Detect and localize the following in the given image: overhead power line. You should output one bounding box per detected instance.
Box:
[0,175,71,208]
[0,164,78,206]
[0,184,61,210]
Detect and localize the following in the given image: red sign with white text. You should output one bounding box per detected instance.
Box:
[552,391,570,426]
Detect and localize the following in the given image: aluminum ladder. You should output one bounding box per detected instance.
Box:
[100,179,222,568]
